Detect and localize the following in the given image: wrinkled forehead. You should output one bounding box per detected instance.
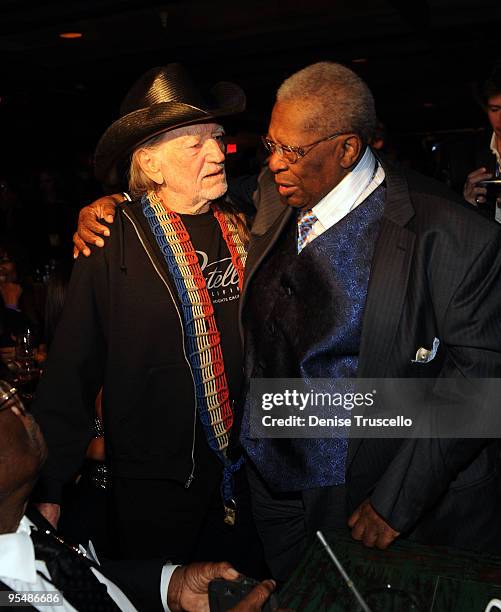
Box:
[161,121,224,143]
[269,99,321,142]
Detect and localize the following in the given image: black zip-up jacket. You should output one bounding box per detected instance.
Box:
[33,198,204,503]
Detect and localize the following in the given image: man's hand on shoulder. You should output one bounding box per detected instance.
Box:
[167,561,279,612]
[348,498,400,550]
[73,194,123,259]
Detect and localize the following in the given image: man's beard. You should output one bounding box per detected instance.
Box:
[197,172,228,203]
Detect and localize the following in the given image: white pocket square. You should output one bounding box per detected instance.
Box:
[412,337,440,364]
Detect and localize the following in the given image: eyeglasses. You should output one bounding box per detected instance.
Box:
[261,132,345,164]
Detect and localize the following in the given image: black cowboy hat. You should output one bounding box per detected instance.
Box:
[94,63,246,188]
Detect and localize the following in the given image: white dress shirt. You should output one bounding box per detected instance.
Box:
[489,132,501,175]
[299,147,385,251]
[0,517,177,612]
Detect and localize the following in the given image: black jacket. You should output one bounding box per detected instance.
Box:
[241,155,501,551]
[33,198,202,502]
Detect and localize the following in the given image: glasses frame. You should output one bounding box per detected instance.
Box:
[261,132,346,164]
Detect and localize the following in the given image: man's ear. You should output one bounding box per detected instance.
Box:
[137,148,164,185]
[339,135,363,169]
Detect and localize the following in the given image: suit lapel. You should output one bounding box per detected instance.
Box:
[357,220,415,378]
[348,158,416,467]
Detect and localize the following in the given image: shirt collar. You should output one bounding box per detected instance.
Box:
[490,132,501,168]
[0,516,38,583]
[313,147,377,227]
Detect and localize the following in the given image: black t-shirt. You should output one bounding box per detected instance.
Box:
[179,210,243,406]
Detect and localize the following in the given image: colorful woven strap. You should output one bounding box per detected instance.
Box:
[142,192,245,464]
[212,208,247,291]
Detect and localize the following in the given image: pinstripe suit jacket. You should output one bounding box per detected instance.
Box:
[238,154,501,551]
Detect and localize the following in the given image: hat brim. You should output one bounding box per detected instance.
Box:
[94,81,245,188]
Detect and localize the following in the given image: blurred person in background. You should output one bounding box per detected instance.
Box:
[463,64,501,220]
[0,175,25,236]
[0,239,42,369]
[22,168,79,262]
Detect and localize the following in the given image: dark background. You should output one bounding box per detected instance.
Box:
[0,0,499,191]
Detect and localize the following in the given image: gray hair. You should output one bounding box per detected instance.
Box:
[276,62,377,143]
[128,131,168,198]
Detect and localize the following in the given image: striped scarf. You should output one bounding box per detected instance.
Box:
[142,191,246,474]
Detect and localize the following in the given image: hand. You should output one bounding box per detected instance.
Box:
[73,194,123,258]
[167,561,279,612]
[463,167,492,206]
[348,498,400,549]
[168,561,279,612]
[168,562,239,612]
[36,502,61,529]
[230,579,280,611]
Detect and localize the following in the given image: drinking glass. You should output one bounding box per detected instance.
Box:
[13,328,39,403]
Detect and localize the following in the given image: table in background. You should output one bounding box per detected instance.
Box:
[279,529,501,611]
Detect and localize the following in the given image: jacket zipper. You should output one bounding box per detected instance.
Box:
[123,208,197,487]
